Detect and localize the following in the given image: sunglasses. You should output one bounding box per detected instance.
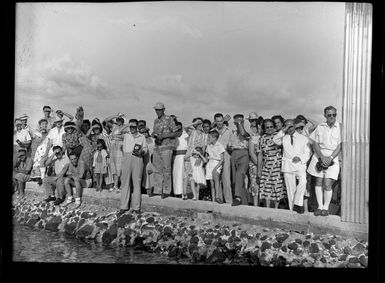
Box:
[249,119,258,122]
[54,152,62,156]
[327,114,337,117]
[129,125,138,128]
[296,126,304,130]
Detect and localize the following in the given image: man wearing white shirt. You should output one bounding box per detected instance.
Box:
[119,119,148,214]
[46,117,65,157]
[307,106,342,217]
[273,119,311,213]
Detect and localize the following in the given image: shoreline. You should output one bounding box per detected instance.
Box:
[11,184,368,267]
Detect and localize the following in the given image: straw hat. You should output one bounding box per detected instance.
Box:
[54,116,64,123]
[246,112,259,120]
[19,114,29,120]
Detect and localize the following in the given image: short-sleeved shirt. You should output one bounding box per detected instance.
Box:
[153,114,178,148]
[47,126,65,147]
[52,155,70,176]
[206,141,226,161]
[14,129,32,146]
[309,122,341,153]
[214,126,232,148]
[40,116,56,130]
[122,132,148,154]
[229,131,249,149]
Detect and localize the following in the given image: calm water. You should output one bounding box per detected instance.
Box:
[13,223,189,264]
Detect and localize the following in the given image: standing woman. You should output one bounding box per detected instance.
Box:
[257,119,286,209]
[246,112,261,206]
[172,121,188,197]
[100,120,114,190]
[103,113,126,192]
[78,120,95,170]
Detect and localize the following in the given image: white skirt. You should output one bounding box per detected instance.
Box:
[190,156,206,185]
[172,154,185,195]
[307,151,340,180]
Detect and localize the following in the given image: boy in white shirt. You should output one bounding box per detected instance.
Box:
[205,130,226,204]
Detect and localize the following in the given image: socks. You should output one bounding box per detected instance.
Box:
[315,186,323,209]
[323,190,333,210]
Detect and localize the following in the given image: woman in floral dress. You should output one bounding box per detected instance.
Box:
[247,113,261,206]
[257,119,286,208]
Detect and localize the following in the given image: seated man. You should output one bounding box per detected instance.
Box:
[42,145,70,205]
[57,153,89,208]
[13,149,33,198]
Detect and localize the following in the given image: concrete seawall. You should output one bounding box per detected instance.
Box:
[24,182,368,241]
[12,183,369,267]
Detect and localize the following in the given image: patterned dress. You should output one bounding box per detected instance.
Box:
[79,134,95,170]
[248,128,260,196]
[109,125,124,176]
[257,133,286,202]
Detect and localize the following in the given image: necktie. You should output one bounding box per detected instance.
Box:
[290,135,293,145]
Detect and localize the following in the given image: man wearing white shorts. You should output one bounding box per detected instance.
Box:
[307,106,342,216]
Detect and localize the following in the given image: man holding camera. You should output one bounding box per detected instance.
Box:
[307,106,342,216]
[119,119,148,214]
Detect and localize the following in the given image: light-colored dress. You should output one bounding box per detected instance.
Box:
[248,128,261,196]
[93,149,108,174]
[186,129,207,185]
[173,131,188,195]
[109,125,124,176]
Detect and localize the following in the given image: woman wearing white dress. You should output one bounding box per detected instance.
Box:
[172,122,188,197]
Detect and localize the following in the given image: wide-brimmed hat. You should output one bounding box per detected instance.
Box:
[153,102,165,110]
[64,121,77,130]
[246,112,259,120]
[19,114,29,120]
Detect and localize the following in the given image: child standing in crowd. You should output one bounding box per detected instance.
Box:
[190,146,207,200]
[205,130,225,203]
[92,139,109,192]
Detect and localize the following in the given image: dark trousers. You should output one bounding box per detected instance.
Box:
[231,149,249,204]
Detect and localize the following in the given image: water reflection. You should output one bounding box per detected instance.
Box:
[13,223,189,264]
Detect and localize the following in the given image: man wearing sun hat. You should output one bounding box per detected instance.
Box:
[45,116,66,158]
[151,102,182,198]
[14,118,32,158]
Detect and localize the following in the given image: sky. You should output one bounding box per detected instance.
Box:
[15,2,345,131]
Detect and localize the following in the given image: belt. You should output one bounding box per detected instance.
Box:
[232,148,248,151]
[174,150,187,155]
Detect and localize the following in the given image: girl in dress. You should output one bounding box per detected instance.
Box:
[92,139,109,192]
[190,146,207,200]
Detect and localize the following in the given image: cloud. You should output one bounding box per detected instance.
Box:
[16,54,111,101]
[106,16,203,38]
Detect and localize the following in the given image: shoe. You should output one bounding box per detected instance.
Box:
[132,209,141,214]
[293,205,304,214]
[44,196,56,202]
[147,189,154,197]
[61,198,74,207]
[37,178,43,186]
[192,197,197,201]
[321,209,329,216]
[215,198,224,204]
[231,198,241,206]
[314,208,322,216]
[161,194,169,199]
[73,200,82,209]
[182,195,188,200]
[117,209,129,216]
[53,198,65,206]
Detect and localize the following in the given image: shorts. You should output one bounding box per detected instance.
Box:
[307,154,339,180]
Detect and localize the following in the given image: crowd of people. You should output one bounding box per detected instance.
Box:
[13,103,342,217]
